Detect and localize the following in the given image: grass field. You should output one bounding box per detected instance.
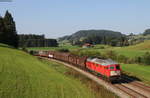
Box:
[28,40,150,58]
[121,64,150,84]
[0,45,99,98]
[86,40,150,58]
[111,40,150,57]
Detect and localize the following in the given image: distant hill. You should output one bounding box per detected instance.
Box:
[59,30,127,46]
[127,29,150,45]
[125,40,150,50]
[143,29,150,36]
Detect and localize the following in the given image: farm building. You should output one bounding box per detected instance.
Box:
[82,43,93,48]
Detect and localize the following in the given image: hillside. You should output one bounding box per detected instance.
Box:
[124,40,150,50]
[0,45,96,98]
[59,30,126,46]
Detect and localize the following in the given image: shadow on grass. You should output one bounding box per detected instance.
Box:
[112,73,142,84]
[0,43,14,48]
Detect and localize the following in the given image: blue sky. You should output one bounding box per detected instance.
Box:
[0,0,150,38]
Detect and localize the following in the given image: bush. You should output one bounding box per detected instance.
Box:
[80,51,101,57]
[134,52,150,65]
[29,50,35,55]
[141,52,150,65]
[117,55,127,63]
[98,46,105,49]
[57,48,69,52]
[134,56,142,64]
[22,47,28,52]
[126,58,134,64]
[104,50,117,60]
[71,50,102,58]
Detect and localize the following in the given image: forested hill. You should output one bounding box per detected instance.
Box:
[59,30,127,46]
[143,29,150,36]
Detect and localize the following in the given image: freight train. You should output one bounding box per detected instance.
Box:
[32,50,121,82]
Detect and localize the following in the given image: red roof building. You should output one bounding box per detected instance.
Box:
[82,43,93,48]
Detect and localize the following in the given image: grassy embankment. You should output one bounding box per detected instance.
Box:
[0,44,118,98]
[122,63,150,84]
[41,59,118,98]
[0,44,93,98]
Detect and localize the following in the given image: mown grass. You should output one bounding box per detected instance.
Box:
[124,40,150,50]
[0,46,99,98]
[111,49,147,58]
[111,40,150,57]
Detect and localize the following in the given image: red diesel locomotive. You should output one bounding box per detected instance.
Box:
[33,51,121,82]
[86,58,121,81]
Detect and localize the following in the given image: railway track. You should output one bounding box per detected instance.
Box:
[39,57,150,98]
[120,76,150,97]
[114,84,147,98]
[122,75,150,91]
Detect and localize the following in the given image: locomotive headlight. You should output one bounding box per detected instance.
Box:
[110,71,120,76]
[48,54,53,58]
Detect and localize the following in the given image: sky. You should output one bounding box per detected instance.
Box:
[0,0,150,38]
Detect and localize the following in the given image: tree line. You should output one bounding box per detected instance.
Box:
[0,11,18,48]
[73,34,128,46]
[19,34,58,47]
[143,29,150,36]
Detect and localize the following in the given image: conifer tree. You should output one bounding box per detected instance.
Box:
[0,16,5,44]
[3,10,18,47]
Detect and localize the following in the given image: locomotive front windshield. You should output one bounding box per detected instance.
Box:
[109,65,120,70]
[116,65,120,70]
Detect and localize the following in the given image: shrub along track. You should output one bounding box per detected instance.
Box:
[39,57,150,98]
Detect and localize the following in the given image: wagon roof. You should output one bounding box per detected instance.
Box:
[87,58,118,66]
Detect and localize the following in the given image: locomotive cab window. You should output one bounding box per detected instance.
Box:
[105,67,108,69]
[109,66,114,70]
[96,64,99,67]
[116,65,120,70]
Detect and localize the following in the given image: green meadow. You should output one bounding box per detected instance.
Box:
[0,45,99,98]
[28,40,150,58]
[122,64,150,84]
